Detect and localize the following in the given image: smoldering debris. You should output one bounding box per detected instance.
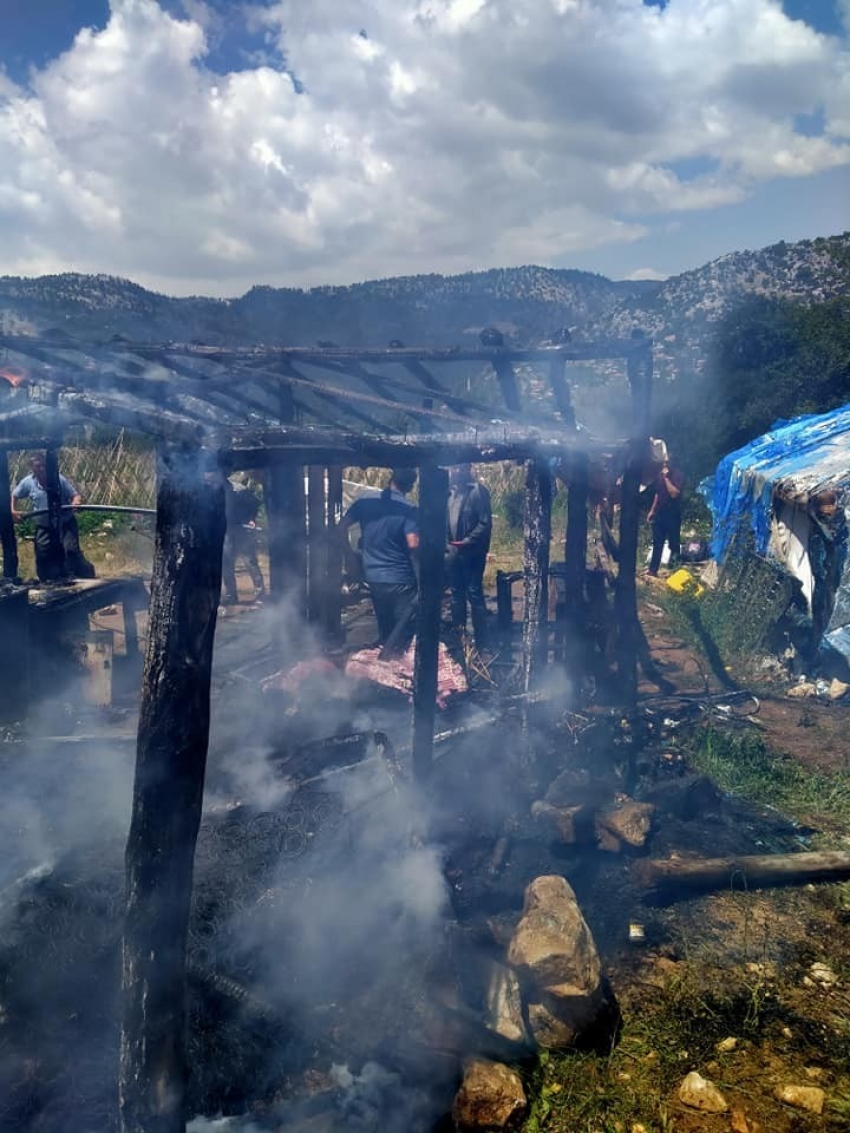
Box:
[0,739,458,1131]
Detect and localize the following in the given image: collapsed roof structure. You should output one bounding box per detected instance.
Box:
[0,327,653,1133]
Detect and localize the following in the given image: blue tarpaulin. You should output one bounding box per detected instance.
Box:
[701,403,850,562]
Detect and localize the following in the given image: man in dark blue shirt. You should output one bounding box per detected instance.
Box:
[340,469,419,657]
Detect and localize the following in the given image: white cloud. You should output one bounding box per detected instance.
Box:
[627,267,667,282]
[0,0,847,295]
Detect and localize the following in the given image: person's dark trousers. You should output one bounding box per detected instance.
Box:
[369,581,418,658]
[223,528,264,600]
[449,551,490,650]
[1,520,18,581]
[221,534,238,602]
[34,523,66,581]
[62,520,95,579]
[649,508,681,575]
[239,530,265,593]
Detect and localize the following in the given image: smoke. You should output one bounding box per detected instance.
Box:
[0,569,506,1132]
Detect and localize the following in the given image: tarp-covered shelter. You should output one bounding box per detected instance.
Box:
[703,403,850,667]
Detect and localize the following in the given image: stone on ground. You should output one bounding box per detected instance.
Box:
[678,1070,728,1112]
[774,1084,825,1113]
[595,799,655,849]
[507,875,601,998]
[484,962,530,1047]
[452,1059,527,1130]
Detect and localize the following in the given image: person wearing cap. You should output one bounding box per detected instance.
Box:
[446,464,492,651]
[646,455,684,577]
[339,469,419,658]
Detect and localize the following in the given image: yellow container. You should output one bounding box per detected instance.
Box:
[666,568,705,597]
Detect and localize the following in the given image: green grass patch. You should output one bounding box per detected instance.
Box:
[519,962,786,1133]
[682,725,850,831]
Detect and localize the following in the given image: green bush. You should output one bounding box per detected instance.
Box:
[500,486,525,531]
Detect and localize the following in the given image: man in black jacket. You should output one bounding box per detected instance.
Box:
[222,476,265,604]
[446,464,492,651]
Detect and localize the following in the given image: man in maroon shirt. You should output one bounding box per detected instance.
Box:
[646,456,684,577]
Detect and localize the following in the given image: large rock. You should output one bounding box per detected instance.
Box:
[595,799,655,850]
[452,1059,527,1130]
[507,876,602,999]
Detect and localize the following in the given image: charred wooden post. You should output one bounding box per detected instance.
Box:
[563,454,589,610]
[615,338,653,708]
[548,357,576,428]
[324,465,344,641]
[521,459,552,692]
[120,446,226,1133]
[306,465,325,624]
[45,446,65,576]
[265,463,307,616]
[492,358,521,412]
[0,449,19,579]
[412,461,448,781]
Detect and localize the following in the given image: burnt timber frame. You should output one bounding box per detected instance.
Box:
[0,330,652,1133]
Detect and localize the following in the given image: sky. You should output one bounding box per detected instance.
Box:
[0,0,848,296]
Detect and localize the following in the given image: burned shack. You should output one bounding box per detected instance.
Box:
[0,329,654,1132]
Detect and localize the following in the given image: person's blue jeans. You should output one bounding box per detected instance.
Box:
[649,508,681,575]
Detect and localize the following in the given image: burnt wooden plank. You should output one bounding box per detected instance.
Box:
[412,461,448,781]
[119,447,225,1133]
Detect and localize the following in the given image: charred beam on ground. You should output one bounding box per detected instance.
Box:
[634,851,850,904]
[120,446,225,1133]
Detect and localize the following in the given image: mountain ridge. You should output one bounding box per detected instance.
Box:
[0,234,847,377]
